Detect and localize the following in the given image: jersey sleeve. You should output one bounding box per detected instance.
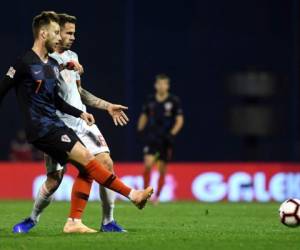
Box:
[73,52,81,81]
[54,86,83,117]
[0,61,23,105]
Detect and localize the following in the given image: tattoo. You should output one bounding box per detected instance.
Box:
[80,87,110,110]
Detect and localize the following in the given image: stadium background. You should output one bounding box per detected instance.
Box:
[0,0,299,202]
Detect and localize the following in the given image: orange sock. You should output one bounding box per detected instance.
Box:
[85,159,131,197]
[143,169,151,189]
[69,173,93,219]
[156,174,165,197]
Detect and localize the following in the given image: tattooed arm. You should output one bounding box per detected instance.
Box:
[78,85,111,110]
[77,81,129,126]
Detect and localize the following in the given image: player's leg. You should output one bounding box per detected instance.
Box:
[97,153,115,225]
[153,144,172,202]
[143,154,156,188]
[95,153,126,232]
[63,169,97,233]
[31,170,64,223]
[68,141,153,209]
[143,143,157,189]
[73,124,125,232]
[13,160,64,233]
[156,160,167,199]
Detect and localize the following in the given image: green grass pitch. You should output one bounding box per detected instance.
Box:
[0,201,299,250]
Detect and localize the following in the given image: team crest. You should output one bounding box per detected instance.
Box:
[61,134,71,143]
[164,102,173,111]
[164,102,173,116]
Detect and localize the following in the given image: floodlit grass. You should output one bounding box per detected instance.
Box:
[0,201,299,250]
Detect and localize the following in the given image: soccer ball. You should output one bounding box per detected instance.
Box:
[279,199,300,227]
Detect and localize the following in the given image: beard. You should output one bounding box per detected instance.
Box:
[45,39,55,53]
[62,42,72,50]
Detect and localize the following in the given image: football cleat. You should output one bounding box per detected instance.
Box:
[131,186,154,209]
[63,219,97,233]
[101,220,127,232]
[13,217,36,233]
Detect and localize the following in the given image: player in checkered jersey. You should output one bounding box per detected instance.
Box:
[13,13,131,233]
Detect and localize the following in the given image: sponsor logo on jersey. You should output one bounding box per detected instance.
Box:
[61,134,71,143]
[6,67,16,79]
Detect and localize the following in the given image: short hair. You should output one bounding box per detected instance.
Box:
[32,11,59,39]
[155,73,170,82]
[57,13,77,27]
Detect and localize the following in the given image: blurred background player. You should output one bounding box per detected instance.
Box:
[137,74,184,202]
[14,13,130,233]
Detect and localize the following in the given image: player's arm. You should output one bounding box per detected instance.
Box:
[137,113,148,132]
[78,82,111,110]
[0,67,17,105]
[169,96,184,136]
[54,89,94,126]
[137,98,150,132]
[77,81,129,126]
[170,114,184,136]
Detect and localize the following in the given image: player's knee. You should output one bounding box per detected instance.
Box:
[102,157,113,172]
[82,149,94,163]
[144,158,154,169]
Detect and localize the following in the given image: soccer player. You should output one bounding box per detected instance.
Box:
[14,13,129,233]
[0,11,153,232]
[137,74,184,203]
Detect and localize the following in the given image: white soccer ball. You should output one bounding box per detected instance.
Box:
[279,199,300,227]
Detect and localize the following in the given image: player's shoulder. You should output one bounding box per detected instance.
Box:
[65,50,79,59]
[9,50,39,73]
[48,56,59,66]
[168,93,181,103]
[145,94,155,103]
[19,50,39,65]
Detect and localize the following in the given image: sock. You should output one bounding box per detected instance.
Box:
[67,218,82,223]
[143,168,151,189]
[100,186,115,225]
[69,173,93,219]
[85,159,131,197]
[30,183,53,223]
[156,173,166,198]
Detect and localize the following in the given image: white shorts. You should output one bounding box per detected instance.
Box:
[45,124,110,174]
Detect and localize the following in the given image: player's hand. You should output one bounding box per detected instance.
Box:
[80,112,95,126]
[107,104,129,126]
[66,60,84,75]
